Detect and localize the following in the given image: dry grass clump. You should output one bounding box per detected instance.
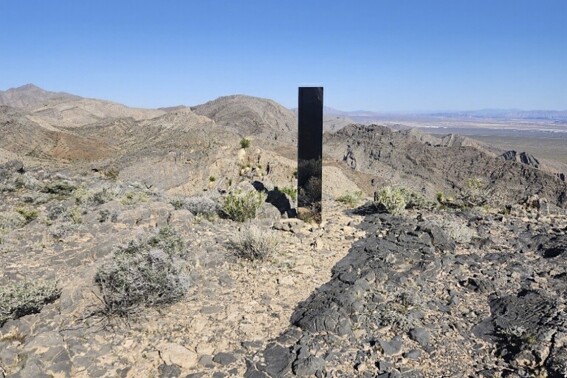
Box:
[0,279,61,327]
[229,225,278,261]
[94,227,189,316]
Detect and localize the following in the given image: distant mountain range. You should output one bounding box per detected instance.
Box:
[323,106,567,122]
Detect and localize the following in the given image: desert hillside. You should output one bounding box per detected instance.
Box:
[1,85,567,378]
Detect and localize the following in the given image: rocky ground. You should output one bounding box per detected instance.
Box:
[0,161,366,377]
[1,159,567,378]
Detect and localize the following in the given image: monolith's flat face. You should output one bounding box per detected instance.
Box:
[298,87,323,222]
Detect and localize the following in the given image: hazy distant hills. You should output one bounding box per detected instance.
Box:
[429,109,567,121]
[324,106,567,123]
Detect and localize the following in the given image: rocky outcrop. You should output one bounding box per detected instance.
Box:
[500,150,541,169]
[325,124,567,208]
[246,203,567,377]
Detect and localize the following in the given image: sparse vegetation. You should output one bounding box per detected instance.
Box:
[374,186,409,215]
[336,191,363,207]
[240,138,251,149]
[221,190,266,222]
[0,279,61,327]
[94,227,189,316]
[91,188,115,205]
[121,191,149,205]
[41,180,76,195]
[170,198,185,210]
[68,206,83,224]
[0,212,26,236]
[461,177,488,207]
[229,225,278,261]
[102,169,120,180]
[209,176,216,182]
[375,186,435,215]
[279,186,297,201]
[73,186,91,204]
[184,195,219,218]
[15,208,38,224]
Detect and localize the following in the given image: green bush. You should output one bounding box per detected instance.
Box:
[375,186,435,215]
[279,186,297,201]
[0,279,61,327]
[240,138,251,149]
[374,186,408,215]
[336,191,363,207]
[221,190,267,222]
[94,227,188,316]
[229,225,278,261]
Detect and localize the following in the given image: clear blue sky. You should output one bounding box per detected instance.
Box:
[1,0,566,112]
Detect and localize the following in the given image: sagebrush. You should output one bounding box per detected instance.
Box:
[0,279,61,327]
[183,195,219,217]
[94,227,189,316]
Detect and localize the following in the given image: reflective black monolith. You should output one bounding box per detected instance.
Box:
[298,87,323,223]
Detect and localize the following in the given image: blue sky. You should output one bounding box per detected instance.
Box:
[1,0,566,112]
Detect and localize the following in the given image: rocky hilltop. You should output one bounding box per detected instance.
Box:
[1,85,567,378]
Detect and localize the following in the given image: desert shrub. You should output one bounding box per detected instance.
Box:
[221,190,267,222]
[170,198,185,210]
[404,190,437,210]
[94,227,189,316]
[0,279,61,327]
[184,195,219,217]
[68,206,83,224]
[336,191,363,207]
[240,138,251,149]
[102,169,120,180]
[121,191,149,205]
[461,177,488,207]
[47,204,66,221]
[375,186,435,215]
[73,186,91,204]
[279,186,297,201]
[15,208,38,224]
[41,181,76,195]
[0,213,26,240]
[229,225,278,261]
[91,188,115,205]
[209,176,216,182]
[437,218,477,244]
[374,186,408,215]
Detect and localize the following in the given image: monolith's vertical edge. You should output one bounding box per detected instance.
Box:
[298,87,323,223]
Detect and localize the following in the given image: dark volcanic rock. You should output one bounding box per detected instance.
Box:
[519,151,540,168]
